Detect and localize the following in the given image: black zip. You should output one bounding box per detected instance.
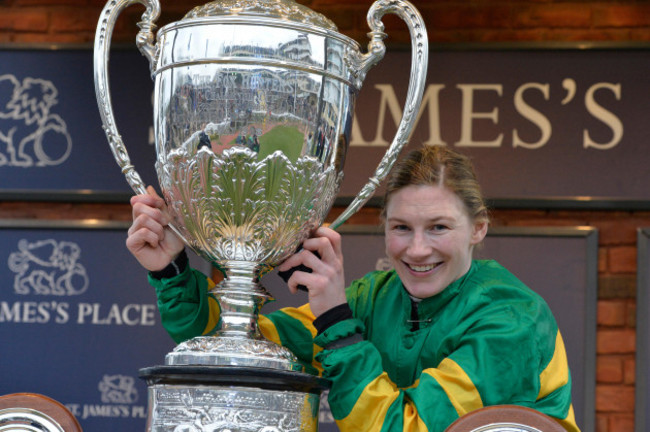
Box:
[409,299,420,332]
[407,298,432,332]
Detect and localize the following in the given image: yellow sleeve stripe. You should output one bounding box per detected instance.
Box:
[202,278,219,335]
[403,403,429,432]
[338,373,399,431]
[557,404,580,432]
[277,304,318,338]
[424,358,483,417]
[258,305,324,374]
[259,315,281,345]
[267,304,325,374]
[537,330,570,400]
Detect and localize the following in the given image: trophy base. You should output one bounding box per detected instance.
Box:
[139,365,330,432]
[165,335,304,371]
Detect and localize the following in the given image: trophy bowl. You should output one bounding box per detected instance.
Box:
[95,0,427,429]
[95,0,428,371]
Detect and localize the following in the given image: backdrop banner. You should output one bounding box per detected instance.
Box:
[1,46,648,202]
[345,46,649,202]
[0,48,155,197]
[0,220,211,432]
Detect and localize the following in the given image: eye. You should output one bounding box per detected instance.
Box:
[431,224,449,232]
[391,223,410,232]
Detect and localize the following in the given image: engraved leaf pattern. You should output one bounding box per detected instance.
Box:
[158,146,339,269]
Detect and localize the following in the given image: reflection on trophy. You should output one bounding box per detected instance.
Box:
[94,0,427,430]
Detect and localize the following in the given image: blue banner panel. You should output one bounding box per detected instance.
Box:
[261,226,598,432]
[0,220,210,431]
[1,45,648,204]
[0,48,156,196]
[346,46,650,201]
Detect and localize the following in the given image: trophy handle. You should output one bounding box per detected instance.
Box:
[329,0,428,230]
[94,0,161,195]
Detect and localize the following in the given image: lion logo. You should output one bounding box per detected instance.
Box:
[98,375,138,404]
[0,74,72,167]
[8,239,88,296]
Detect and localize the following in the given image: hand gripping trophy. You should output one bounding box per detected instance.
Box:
[94,0,428,430]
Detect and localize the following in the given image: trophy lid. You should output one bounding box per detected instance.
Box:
[184,0,338,31]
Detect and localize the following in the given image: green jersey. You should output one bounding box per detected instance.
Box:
[150,259,579,432]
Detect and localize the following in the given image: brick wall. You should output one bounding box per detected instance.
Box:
[1,0,649,44]
[1,1,649,431]
[491,209,641,432]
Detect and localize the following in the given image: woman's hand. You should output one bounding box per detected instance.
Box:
[126,186,185,272]
[277,227,347,317]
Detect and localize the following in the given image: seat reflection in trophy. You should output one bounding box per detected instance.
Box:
[94,0,428,430]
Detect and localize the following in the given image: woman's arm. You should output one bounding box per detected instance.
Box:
[149,258,218,344]
[313,287,579,432]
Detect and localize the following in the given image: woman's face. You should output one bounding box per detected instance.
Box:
[384,184,487,299]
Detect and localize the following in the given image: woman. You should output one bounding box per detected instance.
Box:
[127,146,580,432]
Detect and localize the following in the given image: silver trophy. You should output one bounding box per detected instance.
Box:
[95,0,427,430]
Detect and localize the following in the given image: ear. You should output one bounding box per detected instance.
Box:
[471,220,488,245]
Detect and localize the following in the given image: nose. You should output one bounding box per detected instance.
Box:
[406,231,431,258]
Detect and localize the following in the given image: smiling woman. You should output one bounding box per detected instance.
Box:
[127,145,580,432]
[383,185,487,299]
[381,146,489,298]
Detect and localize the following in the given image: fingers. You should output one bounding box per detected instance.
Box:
[125,224,161,253]
[276,227,345,301]
[126,186,187,272]
[128,210,165,242]
[128,186,169,249]
[284,259,328,295]
[131,189,165,214]
[130,188,169,226]
[302,227,342,266]
[145,185,160,198]
[277,227,342,272]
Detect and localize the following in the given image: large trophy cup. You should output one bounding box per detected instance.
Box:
[94,0,427,430]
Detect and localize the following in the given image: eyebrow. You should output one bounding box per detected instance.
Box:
[386,215,457,224]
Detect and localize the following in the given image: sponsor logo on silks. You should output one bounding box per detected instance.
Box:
[98,375,138,404]
[8,239,88,296]
[0,74,73,167]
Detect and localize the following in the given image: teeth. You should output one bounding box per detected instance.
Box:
[409,263,438,272]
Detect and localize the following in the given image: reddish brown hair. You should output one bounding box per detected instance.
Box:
[382,145,489,224]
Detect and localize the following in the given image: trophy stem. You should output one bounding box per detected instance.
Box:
[165,262,303,371]
[212,264,269,340]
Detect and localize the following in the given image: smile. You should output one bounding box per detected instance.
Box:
[407,262,441,272]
